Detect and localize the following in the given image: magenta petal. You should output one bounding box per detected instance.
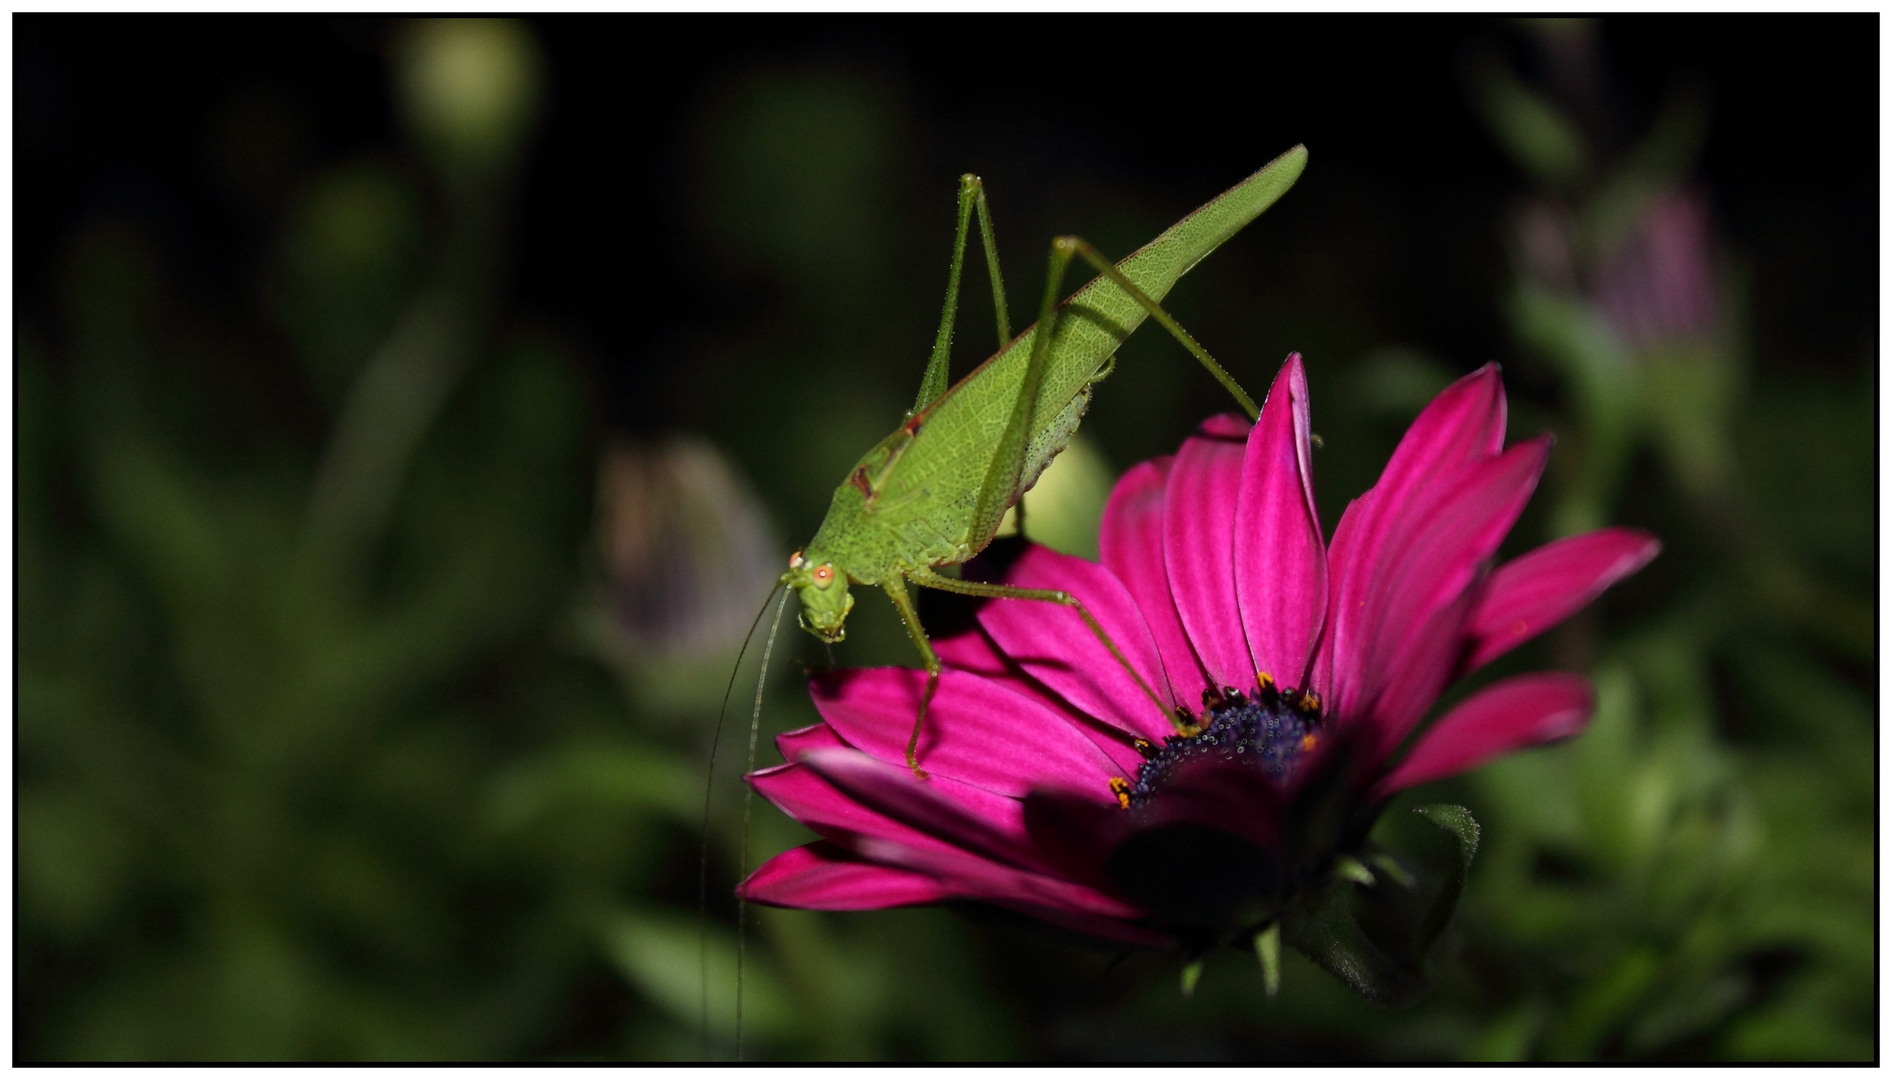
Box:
[811,667,1117,797]
[1022,786,1130,887]
[1358,574,1487,766]
[846,830,1148,922]
[798,748,1044,867]
[1164,413,1258,692]
[760,754,1137,919]
[776,720,849,762]
[1100,457,1211,700]
[752,752,1031,870]
[1234,354,1327,688]
[932,626,1013,679]
[977,543,1175,741]
[1322,365,1506,711]
[1375,673,1595,797]
[740,841,954,909]
[1461,528,1662,675]
[1344,436,1551,724]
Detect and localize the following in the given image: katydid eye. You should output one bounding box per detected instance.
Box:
[812,564,836,587]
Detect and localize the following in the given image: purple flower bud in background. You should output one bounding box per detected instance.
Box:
[1592,189,1720,351]
[598,437,780,659]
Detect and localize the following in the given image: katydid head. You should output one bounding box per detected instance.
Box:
[782,548,853,643]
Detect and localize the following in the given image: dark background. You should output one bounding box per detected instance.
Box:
[16,16,1876,1061]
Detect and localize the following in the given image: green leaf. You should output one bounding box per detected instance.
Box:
[601,906,791,1046]
[1412,803,1481,962]
[1470,57,1589,188]
[1282,881,1426,1008]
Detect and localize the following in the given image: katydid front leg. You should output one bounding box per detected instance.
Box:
[910,174,1014,420]
[881,575,944,777]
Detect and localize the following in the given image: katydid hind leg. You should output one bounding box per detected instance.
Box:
[970,237,1080,546]
[1062,236,1261,420]
[882,576,944,777]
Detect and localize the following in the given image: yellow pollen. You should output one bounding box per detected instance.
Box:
[1256,671,1275,691]
[1297,690,1321,714]
[1108,776,1133,810]
[1300,733,1318,752]
[1132,737,1153,756]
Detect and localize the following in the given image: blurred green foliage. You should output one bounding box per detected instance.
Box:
[18,18,1872,1061]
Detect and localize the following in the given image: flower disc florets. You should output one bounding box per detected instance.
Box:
[1125,678,1323,807]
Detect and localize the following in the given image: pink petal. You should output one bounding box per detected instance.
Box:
[797,748,1045,868]
[776,720,848,761]
[932,625,1015,679]
[1100,457,1211,701]
[844,828,1147,922]
[759,756,1143,921]
[934,624,1151,780]
[751,752,1031,868]
[1461,528,1661,675]
[1234,354,1327,689]
[1021,785,1138,886]
[1164,413,1258,693]
[810,667,1118,798]
[1375,673,1595,797]
[1357,574,1487,767]
[1321,365,1506,708]
[1352,436,1552,723]
[740,841,954,909]
[976,543,1175,741]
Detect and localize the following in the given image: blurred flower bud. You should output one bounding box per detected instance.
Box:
[596,436,779,662]
[396,19,543,178]
[1592,189,1720,351]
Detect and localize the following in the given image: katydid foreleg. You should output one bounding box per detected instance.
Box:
[880,576,945,777]
[911,174,1015,420]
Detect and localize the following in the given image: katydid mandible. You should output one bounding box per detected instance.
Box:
[782,145,1308,775]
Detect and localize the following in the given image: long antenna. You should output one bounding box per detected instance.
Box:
[700,581,782,1060]
[736,590,790,1061]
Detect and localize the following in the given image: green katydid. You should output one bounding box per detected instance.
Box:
[778,144,1308,775]
[704,146,1308,1057]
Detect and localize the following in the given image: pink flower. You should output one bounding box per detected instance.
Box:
[740,356,1658,952]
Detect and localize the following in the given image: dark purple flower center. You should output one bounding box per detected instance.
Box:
[1120,678,1325,806]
